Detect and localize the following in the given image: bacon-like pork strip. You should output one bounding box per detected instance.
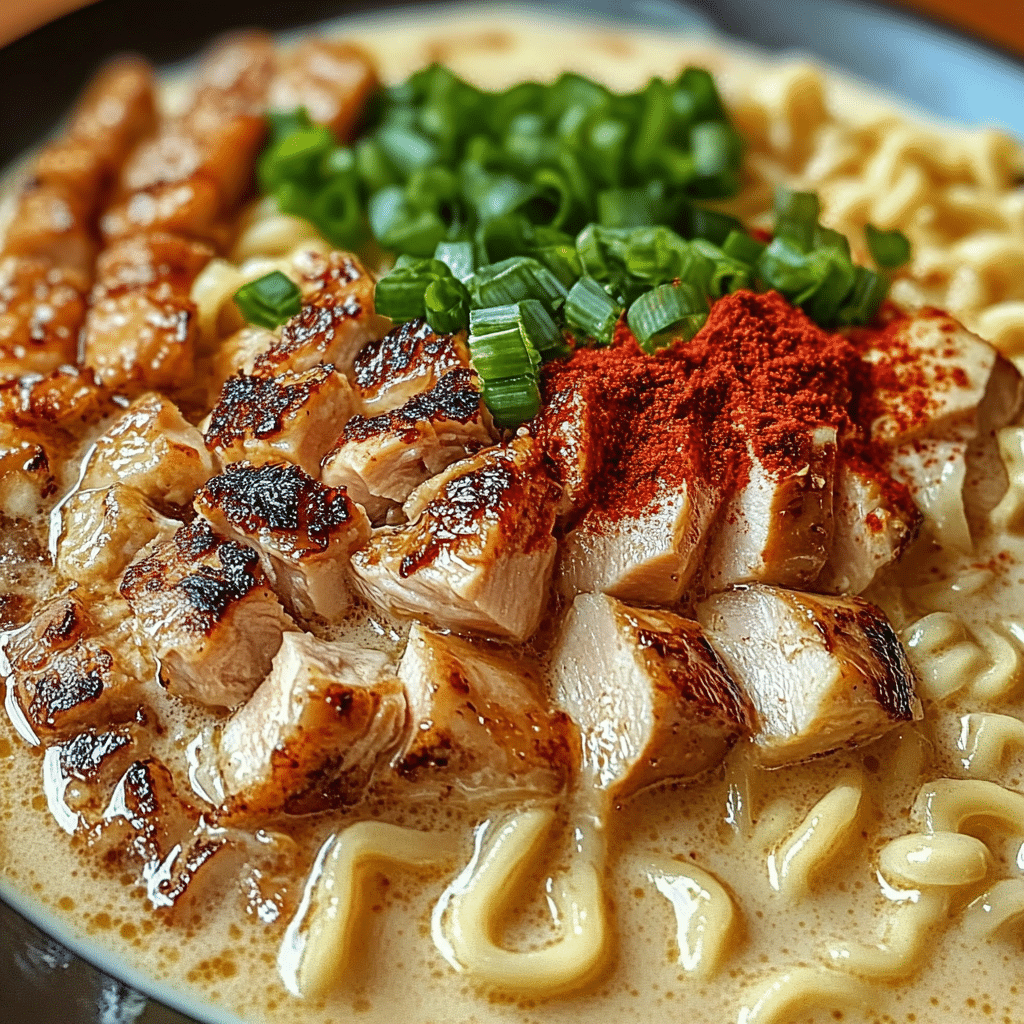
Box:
[120,519,294,707]
[269,38,378,141]
[216,632,406,818]
[351,438,557,641]
[250,252,385,378]
[81,392,216,507]
[4,58,157,279]
[194,461,370,622]
[697,585,921,766]
[557,480,719,605]
[352,318,471,416]
[394,624,572,802]
[704,428,836,591]
[550,594,753,799]
[204,364,355,476]
[321,367,495,523]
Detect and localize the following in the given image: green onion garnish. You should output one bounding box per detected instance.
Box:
[866,224,912,269]
[233,271,303,330]
[468,325,540,380]
[565,277,623,346]
[627,282,708,353]
[481,375,542,428]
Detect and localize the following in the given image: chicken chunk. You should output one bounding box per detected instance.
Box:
[351,439,557,641]
[550,594,753,799]
[81,393,216,507]
[817,461,921,595]
[704,428,836,591]
[194,461,370,622]
[394,624,572,800]
[697,585,921,766]
[55,483,179,589]
[120,519,293,707]
[321,367,495,522]
[251,253,383,378]
[888,438,971,552]
[0,364,114,431]
[204,365,355,477]
[217,632,406,818]
[0,433,57,517]
[0,257,88,377]
[557,479,718,605]
[352,318,470,416]
[269,38,378,141]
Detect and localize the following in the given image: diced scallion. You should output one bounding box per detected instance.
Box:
[865,223,912,269]
[565,277,623,346]
[627,282,708,353]
[481,375,542,428]
[233,271,302,329]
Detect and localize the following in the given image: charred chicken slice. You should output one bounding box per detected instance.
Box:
[351,438,558,642]
[697,585,922,766]
[352,318,471,416]
[194,461,370,622]
[394,624,572,801]
[216,631,406,818]
[204,364,355,477]
[320,367,495,523]
[120,519,294,707]
[550,593,753,800]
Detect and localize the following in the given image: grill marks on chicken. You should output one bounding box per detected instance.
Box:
[120,518,293,707]
[194,461,370,622]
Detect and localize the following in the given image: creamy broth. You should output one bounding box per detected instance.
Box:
[3,12,1024,1024]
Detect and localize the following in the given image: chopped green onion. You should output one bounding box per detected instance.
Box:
[258,125,335,192]
[774,188,821,251]
[837,266,889,326]
[424,274,469,334]
[470,256,568,313]
[310,177,364,248]
[685,205,744,246]
[375,265,431,322]
[678,67,726,121]
[690,121,743,177]
[433,240,476,281]
[267,107,313,143]
[565,277,623,346]
[597,187,662,229]
[518,298,569,357]
[470,304,521,336]
[866,223,912,269]
[627,282,708,353]
[721,229,766,266]
[469,326,540,380]
[234,271,302,330]
[481,375,542,428]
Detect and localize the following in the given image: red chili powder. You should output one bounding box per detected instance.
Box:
[535,289,910,521]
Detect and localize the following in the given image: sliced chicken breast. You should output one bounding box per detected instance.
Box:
[321,367,495,522]
[352,318,470,416]
[194,461,370,622]
[82,392,216,507]
[395,624,571,801]
[550,593,753,799]
[216,632,406,818]
[704,428,836,591]
[697,585,921,766]
[204,364,355,477]
[351,438,557,641]
[557,479,718,605]
[888,438,971,552]
[817,462,921,595]
[120,519,293,707]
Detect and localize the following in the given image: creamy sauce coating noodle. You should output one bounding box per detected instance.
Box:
[3,11,1024,1024]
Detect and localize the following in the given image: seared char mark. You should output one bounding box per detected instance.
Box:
[196,462,356,548]
[4,595,93,672]
[253,296,363,376]
[58,727,135,782]
[292,248,365,297]
[28,646,108,726]
[178,541,262,618]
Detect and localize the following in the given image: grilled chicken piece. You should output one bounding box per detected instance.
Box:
[209,324,279,388]
[550,594,753,799]
[0,257,88,377]
[217,632,406,818]
[704,428,836,591]
[251,253,383,378]
[81,233,214,391]
[120,519,293,707]
[5,594,150,739]
[55,483,179,589]
[351,439,558,641]
[321,367,495,522]
[865,312,1023,445]
[352,318,471,416]
[101,34,273,245]
[81,392,216,507]
[697,585,921,766]
[204,364,355,476]
[194,461,370,622]
[817,462,921,594]
[0,364,114,430]
[0,434,56,517]
[4,59,156,278]
[269,38,378,141]
[394,624,571,800]
[887,438,971,552]
[557,480,718,605]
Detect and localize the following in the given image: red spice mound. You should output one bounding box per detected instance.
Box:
[535,289,902,521]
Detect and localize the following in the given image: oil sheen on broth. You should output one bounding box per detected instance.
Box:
[2,13,1024,1024]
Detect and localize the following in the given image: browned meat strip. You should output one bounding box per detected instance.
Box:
[194,461,370,622]
[216,632,406,818]
[120,518,294,707]
[321,366,495,522]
